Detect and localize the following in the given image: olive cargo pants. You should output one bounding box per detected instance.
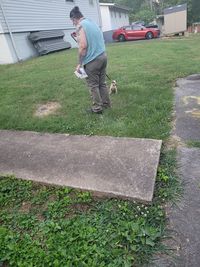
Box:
[85,53,111,112]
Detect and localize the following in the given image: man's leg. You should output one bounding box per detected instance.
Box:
[99,54,111,108]
[85,60,103,113]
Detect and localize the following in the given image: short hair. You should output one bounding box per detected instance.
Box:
[70,6,83,19]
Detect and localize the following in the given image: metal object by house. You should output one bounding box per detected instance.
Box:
[29,30,71,55]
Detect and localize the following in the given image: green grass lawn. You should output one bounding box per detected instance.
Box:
[0,150,180,267]
[0,35,199,266]
[1,35,200,139]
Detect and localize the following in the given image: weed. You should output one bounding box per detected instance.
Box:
[187,140,200,148]
[0,174,173,267]
[154,150,182,203]
[0,150,182,267]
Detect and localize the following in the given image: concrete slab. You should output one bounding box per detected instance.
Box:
[0,130,162,202]
[174,74,200,141]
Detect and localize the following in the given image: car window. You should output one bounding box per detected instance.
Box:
[132,25,143,30]
[125,26,132,30]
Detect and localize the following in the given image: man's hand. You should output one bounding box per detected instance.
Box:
[76,64,81,73]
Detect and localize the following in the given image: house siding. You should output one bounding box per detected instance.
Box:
[0,0,101,33]
[0,0,101,64]
[110,8,129,30]
[100,6,111,32]
[100,4,129,32]
[0,33,14,64]
[0,8,4,32]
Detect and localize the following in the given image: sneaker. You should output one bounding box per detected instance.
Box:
[102,104,111,109]
[86,108,103,114]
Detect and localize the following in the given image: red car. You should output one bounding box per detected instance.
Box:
[112,25,160,42]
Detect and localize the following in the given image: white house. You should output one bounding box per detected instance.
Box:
[99,3,130,32]
[0,0,102,64]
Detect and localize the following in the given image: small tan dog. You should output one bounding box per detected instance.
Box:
[109,80,118,95]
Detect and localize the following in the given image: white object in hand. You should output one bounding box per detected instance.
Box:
[74,67,88,79]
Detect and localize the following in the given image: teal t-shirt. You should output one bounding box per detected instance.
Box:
[80,18,105,65]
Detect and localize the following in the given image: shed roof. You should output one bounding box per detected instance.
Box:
[99,3,131,12]
[164,3,187,15]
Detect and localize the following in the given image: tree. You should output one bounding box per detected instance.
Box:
[130,8,155,24]
[191,0,200,23]
[99,0,200,25]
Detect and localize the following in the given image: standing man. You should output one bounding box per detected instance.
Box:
[70,6,111,114]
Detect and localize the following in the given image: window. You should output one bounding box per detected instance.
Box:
[66,0,73,2]
[125,26,132,30]
[132,25,143,30]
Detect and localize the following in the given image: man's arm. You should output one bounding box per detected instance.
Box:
[77,26,87,69]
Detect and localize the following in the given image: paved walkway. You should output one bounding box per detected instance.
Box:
[152,74,200,267]
[175,74,200,140]
[0,131,161,202]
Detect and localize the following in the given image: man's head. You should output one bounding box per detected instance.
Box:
[70,6,83,26]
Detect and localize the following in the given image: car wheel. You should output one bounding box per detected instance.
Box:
[145,32,153,39]
[118,34,125,42]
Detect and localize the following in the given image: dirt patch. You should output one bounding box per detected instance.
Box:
[165,134,185,149]
[164,113,186,149]
[19,201,32,213]
[34,102,61,117]
[36,213,45,221]
[64,203,92,219]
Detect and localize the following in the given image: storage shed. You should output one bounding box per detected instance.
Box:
[163,3,187,35]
